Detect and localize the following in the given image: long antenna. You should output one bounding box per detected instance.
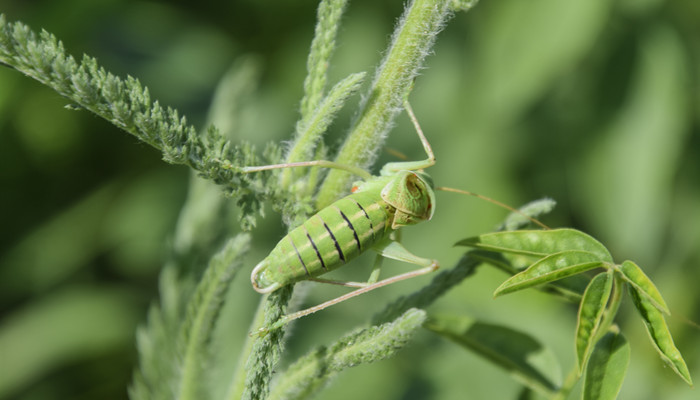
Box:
[435,186,551,230]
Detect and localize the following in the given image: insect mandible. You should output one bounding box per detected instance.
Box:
[237,102,545,333]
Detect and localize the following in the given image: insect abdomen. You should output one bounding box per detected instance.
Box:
[251,191,391,293]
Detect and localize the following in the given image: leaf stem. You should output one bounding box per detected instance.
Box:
[551,366,581,400]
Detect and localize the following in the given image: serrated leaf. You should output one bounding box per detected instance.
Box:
[494,251,604,297]
[456,229,613,262]
[628,285,692,385]
[583,331,630,400]
[575,271,614,373]
[616,260,670,315]
[425,314,559,396]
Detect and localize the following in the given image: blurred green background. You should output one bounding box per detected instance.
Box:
[1,0,698,399]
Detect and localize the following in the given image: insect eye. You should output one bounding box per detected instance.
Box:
[351,186,359,193]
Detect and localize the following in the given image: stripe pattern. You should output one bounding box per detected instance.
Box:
[260,190,392,287]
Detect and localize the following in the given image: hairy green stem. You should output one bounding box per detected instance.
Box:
[281,0,352,188]
[240,286,293,400]
[282,72,365,188]
[299,0,348,119]
[226,298,268,400]
[268,309,427,400]
[316,0,453,207]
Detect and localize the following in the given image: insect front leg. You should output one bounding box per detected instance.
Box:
[380,101,436,175]
[240,160,372,180]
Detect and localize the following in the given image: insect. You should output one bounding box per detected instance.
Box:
[238,102,546,333]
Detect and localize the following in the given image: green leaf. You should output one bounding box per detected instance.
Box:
[616,260,670,315]
[425,314,559,396]
[468,250,587,303]
[628,285,692,385]
[494,251,605,297]
[456,229,613,262]
[575,271,614,373]
[582,331,630,400]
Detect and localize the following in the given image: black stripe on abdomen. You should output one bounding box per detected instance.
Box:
[334,206,362,252]
[351,199,375,242]
[304,229,327,271]
[288,235,310,277]
[322,221,345,263]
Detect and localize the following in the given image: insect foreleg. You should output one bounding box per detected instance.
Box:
[380,101,436,175]
[241,160,372,180]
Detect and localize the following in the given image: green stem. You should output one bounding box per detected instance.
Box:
[316,0,452,208]
[240,286,293,400]
[226,298,268,400]
[551,366,581,400]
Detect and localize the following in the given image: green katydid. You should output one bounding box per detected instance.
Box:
[235,102,547,333]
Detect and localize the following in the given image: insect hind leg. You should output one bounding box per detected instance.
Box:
[252,240,438,336]
[306,253,385,287]
[253,262,437,336]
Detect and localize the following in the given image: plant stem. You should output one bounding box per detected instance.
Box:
[240,286,293,400]
[316,0,452,208]
[226,298,267,400]
[551,366,581,400]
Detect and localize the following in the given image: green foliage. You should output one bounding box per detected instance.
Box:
[425,314,560,396]
[460,228,693,392]
[582,331,630,400]
[130,235,251,400]
[575,271,613,373]
[628,284,692,385]
[1,0,698,399]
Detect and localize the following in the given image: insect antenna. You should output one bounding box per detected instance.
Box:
[435,186,551,230]
[385,147,409,160]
